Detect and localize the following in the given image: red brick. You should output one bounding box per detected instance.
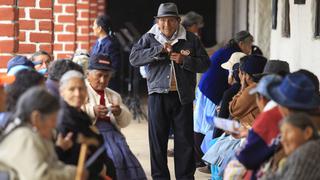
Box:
[77,3,90,9]
[30,9,52,19]
[0,40,17,53]
[19,8,26,18]
[0,0,15,5]
[54,24,64,32]
[77,36,89,41]
[78,43,90,50]
[57,53,73,59]
[54,5,63,13]
[54,43,63,51]
[80,27,89,34]
[19,31,26,41]
[39,44,53,53]
[76,20,89,26]
[58,0,76,3]
[19,44,36,53]
[98,5,104,11]
[0,7,17,21]
[65,6,75,13]
[0,55,13,68]
[19,20,35,30]
[80,11,90,18]
[18,0,35,7]
[57,34,75,41]
[66,25,75,32]
[58,15,75,23]
[64,44,75,51]
[30,32,53,43]
[40,0,53,8]
[39,21,53,31]
[0,24,15,36]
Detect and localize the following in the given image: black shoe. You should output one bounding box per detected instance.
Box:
[197,165,211,174]
[196,161,206,168]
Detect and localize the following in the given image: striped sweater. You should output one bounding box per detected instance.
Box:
[262,139,320,180]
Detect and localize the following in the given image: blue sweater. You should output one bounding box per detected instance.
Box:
[91,36,121,91]
[91,36,121,71]
[198,47,239,104]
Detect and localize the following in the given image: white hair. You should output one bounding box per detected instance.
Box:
[72,49,89,71]
[59,70,85,88]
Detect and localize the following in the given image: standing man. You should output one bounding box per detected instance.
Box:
[130,3,210,179]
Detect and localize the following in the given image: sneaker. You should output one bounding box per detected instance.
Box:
[197,165,211,174]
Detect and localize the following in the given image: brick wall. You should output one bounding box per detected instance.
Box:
[0,0,18,67]
[0,0,106,69]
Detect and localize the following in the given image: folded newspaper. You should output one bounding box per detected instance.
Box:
[214,116,241,134]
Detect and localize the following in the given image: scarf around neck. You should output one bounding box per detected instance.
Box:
[147,24,187,46]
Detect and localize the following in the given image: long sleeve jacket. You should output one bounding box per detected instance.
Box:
[129,31,210,104]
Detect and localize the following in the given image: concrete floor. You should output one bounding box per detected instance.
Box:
[122,119,211,180]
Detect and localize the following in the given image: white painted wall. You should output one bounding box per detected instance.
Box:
[270,0,320,78]
[216,0,234,43]
[248,0,272,57]
[216,0,271,57]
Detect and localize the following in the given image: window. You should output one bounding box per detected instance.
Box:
[272,0,278,29]
[282,0,290,37]
[315,0,320,37]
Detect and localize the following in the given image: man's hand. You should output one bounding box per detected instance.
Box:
[162,43,172,53]
[93,105,108,118]
[111,105,122,116]
[56,132,73,151]
[170,52,185,64]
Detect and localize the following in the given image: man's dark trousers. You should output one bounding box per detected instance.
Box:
[148,92,195,180]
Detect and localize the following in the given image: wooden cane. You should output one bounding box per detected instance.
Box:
[75,134,99,180]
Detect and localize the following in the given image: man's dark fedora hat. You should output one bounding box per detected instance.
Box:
[267,72,320,110]
[155,3,179,18]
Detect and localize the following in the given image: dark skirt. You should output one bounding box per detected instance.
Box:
[96,120,147,180]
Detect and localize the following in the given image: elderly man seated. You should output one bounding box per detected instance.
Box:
[82,54,146,180]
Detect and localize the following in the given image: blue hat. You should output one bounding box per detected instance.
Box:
[88,54,113,71]
[267,72,320,110]
[7,65,32,76]
[240,55,267,76]
[7,55,35,73]
[249,74,282,99]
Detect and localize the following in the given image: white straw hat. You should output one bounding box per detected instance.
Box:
[221,52,246,70]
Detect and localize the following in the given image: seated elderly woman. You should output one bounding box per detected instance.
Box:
[46,59,84,98]
[0,87,76,180]
[82,54,146,179]
[56,70,115,179]
[0,69,44,128]
[262,113,320,180]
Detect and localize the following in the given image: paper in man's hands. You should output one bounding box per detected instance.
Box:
[213,117,241,134]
